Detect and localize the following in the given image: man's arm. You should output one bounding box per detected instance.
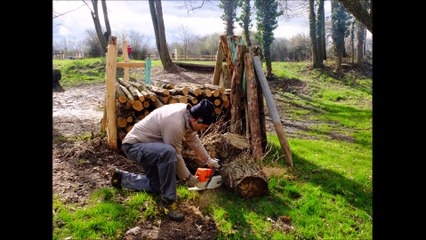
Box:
[184,131,210,165]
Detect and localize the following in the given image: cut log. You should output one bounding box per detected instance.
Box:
[182,132,250,174]
[182,132,268,198]
[117,116,127,128]
[119,85,134,103]
[116,83,128,103]
[131,100,143,112]
[146,85,170,96]
[187,95,198,105]
[168,87,190,96]
[221,152,268,199]
[203,132,249,160]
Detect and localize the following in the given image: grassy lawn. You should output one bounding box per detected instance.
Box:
[53,58,372,239]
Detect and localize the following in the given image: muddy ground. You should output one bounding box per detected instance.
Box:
[53,68,247,239]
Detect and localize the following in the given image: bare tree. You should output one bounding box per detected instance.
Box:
[176,25,194,60]
[83,0,112,54]
[84,29,104,57]
[149,0,181,72]
[120,30,151,60]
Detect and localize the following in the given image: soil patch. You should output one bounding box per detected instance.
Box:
[53,68,222,239]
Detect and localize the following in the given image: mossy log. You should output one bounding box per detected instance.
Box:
[221,152,268,198]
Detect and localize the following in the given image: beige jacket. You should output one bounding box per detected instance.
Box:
[122,103,209,179]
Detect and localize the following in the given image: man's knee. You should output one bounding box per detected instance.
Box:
[162,145,176,161]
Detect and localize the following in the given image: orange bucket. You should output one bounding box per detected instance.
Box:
[195,168,214,182]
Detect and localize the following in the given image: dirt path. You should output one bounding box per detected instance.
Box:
[53,69,221,239]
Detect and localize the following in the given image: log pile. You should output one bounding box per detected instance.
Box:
[114,78,230,144]
[103,35,293,200]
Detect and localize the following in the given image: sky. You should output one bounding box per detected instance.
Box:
[52,0,317,48]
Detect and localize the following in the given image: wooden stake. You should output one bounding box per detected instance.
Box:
[212,42,224,85]
[244,52,263,160]
[253,56,293,167]
[105,36,118,149]
[122,40,130,81]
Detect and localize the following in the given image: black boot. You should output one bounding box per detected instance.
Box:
[111,169,123,189]
[160,197,184,222]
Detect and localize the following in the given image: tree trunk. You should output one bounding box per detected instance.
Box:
[148,0,180,72]
[242,0,252,46]
[309,0,322,68]
[338,0,372,33]
[89,0,107,54]
[356,20,366,64]
[223,0,236,36]
[183,132,268,198]
[101,0,111,45]
[317,0,326,61]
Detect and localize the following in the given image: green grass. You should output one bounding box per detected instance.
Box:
[52,58,162,88]
[53,189,159,239]
[53,58,372,239]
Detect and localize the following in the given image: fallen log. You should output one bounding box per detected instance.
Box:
[175,62,215,72]
[221,152,268,199]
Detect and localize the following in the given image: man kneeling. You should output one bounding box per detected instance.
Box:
[111,99,220,221]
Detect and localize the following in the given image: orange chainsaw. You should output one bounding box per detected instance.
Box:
[188,167,223,191]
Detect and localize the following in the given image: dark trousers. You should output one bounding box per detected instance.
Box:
[122,142,177,200]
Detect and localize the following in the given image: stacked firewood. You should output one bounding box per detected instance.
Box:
[114,78,230,142]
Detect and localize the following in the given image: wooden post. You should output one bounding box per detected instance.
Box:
[244,52,263,160]
[105,36,118,149]
[230,45,246,134]
[252,56,293,167]
[212,43,223,85]
[122,40,130,81]
[220,35,234,79]
[257,76,267,153]
[145,57,151,84]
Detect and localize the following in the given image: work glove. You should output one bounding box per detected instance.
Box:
[185,175,199,187]
[205,157,220,169]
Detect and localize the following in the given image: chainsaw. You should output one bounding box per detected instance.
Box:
[188,166,223,191]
